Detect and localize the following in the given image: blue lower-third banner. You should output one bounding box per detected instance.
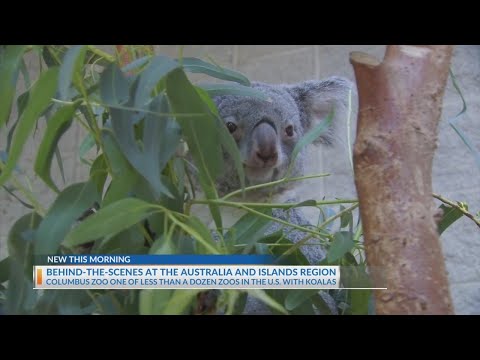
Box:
[34,265,340,290]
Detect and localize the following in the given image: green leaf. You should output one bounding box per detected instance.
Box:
[163,289,201,315]
[8,212,42,262]
[184,216,218,254]
[327,231,354,263]
[19,57,31,89]
[64,198,157,247]
[340,205,353,228]
[350,289,371,315]
[79,133,96,161]
[0,45,27,129]
[1,185,33,209]
[94,225,146,255]
[257,232,310,266]
[107,103,175,198]
[0,66,59,187]
[284,289,319,311]
[90,154,108,195]
[139,289,173,315]
[141,95,181,197]
[227,290,248,315]
[286,110,334,177]
[6,91,29,154]
[134,55,179,110]
[167,68,223,229]
[5,259,37,314]
[226,209,272,250]
[149,235,176,255]
[121,55,151,73]
[100,63,130,105]
[181,57,250,86]
[54,147,66,185]
[0,257,11,283]
[318,206,336,231]
[101,133,143,206]
[34,181,100,255]
[247,289,288,315]
[34,103,79,192]
[195,86,246,194]
[198,82,268,99]
[437,204,464,235]
[56,290,93,315]
[58,45,87,100]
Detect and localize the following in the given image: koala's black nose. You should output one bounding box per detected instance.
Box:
[252,121,278,167]
[256,149,278,163]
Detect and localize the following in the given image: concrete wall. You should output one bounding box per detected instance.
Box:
[1,45,479,314]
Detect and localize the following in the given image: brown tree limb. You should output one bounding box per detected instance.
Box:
[350,46,455,314]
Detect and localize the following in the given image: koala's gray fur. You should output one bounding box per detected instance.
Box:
[207,76,353,315]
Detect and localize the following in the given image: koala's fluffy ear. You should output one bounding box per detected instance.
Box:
[286,76,353,145]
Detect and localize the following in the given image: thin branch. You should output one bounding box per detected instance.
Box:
[433,193,480,229]
[221,173,330,200]
[190,198,358,209]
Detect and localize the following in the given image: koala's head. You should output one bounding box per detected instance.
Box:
[213,76,352,195]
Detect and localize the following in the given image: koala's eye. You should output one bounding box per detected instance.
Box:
[226,122,237,133]
[285,125,294,137]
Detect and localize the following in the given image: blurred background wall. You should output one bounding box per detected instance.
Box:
[1,45,478,314]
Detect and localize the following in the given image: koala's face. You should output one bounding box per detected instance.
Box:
[213,77,352,195]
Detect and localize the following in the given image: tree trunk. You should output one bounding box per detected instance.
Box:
[350,45,454,314]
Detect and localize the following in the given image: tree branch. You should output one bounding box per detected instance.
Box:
[350,45,455,314]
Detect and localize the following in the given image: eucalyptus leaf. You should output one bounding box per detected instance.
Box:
[199,82,268,99]
[79,133,96,160]
[134,55,179,110]
[0,45,27,129]
[163,289,201,315]
[100,63,130,105]
[34,103,80,192]
[5,259,37,314]
[350,289,371,315]
[226,209,272,250]
[327,231,354,263]
[121,56,150,73]
[58,45,87,100]
[195,86,246,193]
[8,212,42,262]
[107,103,175,198]
[181,57,250,86]
[0,257,11,283]
[34,181,100,255]
[167,68,223,229]
[247,289,288,315]
[89,154,108,194]
[0,67,60,187]
[437,204,464,235]
[139,289,173,315]
[340,205,353,228]
[64,198,157,247]
[285,289,319,311]
[286,110,333,177]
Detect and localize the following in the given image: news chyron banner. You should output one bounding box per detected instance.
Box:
[33,255,345,290]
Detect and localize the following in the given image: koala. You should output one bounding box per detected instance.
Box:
[193,76,353,314]
[214,77,352,196]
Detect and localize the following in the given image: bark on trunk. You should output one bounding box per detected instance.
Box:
[350,45,454,314]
